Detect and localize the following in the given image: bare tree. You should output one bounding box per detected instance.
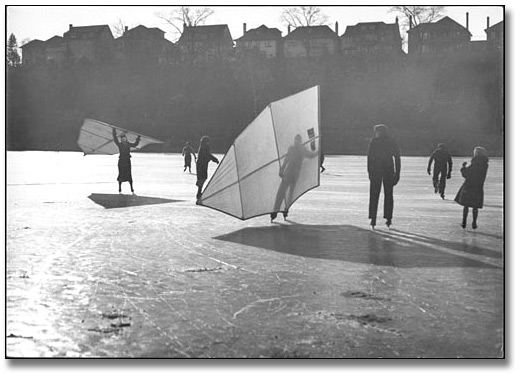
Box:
[390,6,445,28]
[390,6,445,51]
[112,19,130,38]
[281,6,329,28]
[156,6,214,41]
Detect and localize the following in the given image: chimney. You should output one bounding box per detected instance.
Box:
[487,16,490,29]
[466,12,469,30]
[287,25,291,35]
[335,21,338,35]
[183,23,187,31]
[409,16,412,29]
[243,23,247,35]
[124,26,128,34]
[69,24,73,30]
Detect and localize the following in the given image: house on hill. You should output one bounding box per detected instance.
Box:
[341,19,403,57]
[283,25,340,59]
[63,24,115,63]
[235,24,282,59]
[485,20,503,51]
[407,16,472,56]
[177,24,234,62]
[20,39,45,65]
[115,25,176,65]
[44,35,66,64]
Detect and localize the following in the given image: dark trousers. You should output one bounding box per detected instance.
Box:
[433,165,448,195]
[369,173,394,221]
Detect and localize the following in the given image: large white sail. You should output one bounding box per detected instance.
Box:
[77,118,163,155]
[200,86,321,220]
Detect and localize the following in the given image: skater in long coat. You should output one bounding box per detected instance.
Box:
[427,143,453,199]
[367,124,401,228]
[455,146,489,229]
[182,142,197,173]
[195,136,219,203]
[113,128,140,194]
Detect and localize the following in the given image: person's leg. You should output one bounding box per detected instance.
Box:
[462,206,469,228]
[472,208,479,229]
[438,168,447,199]
[369,175,382,227]
[196,184,203,199]
[382,175,394,226]
[272,180,289,221]
[118,181,122,193]
[130,181,134,194]
[433,166,440,193]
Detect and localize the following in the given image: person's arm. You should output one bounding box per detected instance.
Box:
[393,141,401,185]
[447,154,453,177]
[192,148,197,159]
[279,153,289,177]
[210,153,219,164]
[427,152,435,175]
[130,135,141,148]
[112,128,120,146]
[460,162,469,178]
[367,140,374,178]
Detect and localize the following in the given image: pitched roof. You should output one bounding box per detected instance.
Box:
[486,20,503,32]
[123,25,165,39]
[64,24,113,39]
[342,21,399,37]
[45,35,64,47]
[21,39,44,48]
[235,25,282,42]
[409,16,471,36]
[285,25,339,40]
[178,24,232,43]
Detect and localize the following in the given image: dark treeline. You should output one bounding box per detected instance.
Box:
[7,51,503,156]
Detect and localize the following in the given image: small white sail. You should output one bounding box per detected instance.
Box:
[77,118,163,155]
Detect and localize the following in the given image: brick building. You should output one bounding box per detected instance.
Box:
[177,24,234,62]
[341,19,403,56]
[115,25,175,65]
[283,25,340,59]
[407,16,472,56]
[62,24,115,63]
[235,24,282,59]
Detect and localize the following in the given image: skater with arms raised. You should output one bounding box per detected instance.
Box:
[112,128,140,194]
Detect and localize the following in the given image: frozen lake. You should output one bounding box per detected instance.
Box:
[6,151,503,357]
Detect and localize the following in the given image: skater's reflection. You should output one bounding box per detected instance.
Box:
[271,134,317,221]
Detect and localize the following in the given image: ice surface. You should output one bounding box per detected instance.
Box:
[6,151,503,358]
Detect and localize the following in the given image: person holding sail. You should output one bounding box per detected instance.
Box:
[112,128,140,194]
[271,134,318,221]
[196,136,219,204]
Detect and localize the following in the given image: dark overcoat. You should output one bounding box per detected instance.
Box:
[454,155,489,208]
[196,143,218,185]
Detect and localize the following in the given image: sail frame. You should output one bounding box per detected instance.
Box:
[200,86,321,220]
[77,118,163,155]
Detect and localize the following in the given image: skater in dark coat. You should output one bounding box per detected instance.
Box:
[182,141,197,173]
[112,128,140,194]
[367,124,401,228]
[455,146,489,229]
[427,143,453,199]
[195,136,219,203]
